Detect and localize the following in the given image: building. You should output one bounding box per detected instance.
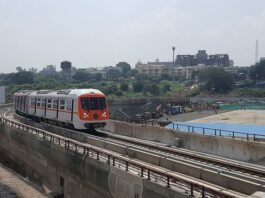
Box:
[0,86,5,104]
[135,61,204,80]
[83,68,107,78]
[176,50,232,67]
[176,55,197,66]
[135,62,170,76]
[61,61,72,81]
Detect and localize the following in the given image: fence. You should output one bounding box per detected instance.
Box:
[112,117,265,142]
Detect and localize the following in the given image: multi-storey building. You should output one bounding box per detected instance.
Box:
[135,61,205,80]
[176,50,232,67]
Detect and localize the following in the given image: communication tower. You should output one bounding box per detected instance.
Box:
[255,40,259,64]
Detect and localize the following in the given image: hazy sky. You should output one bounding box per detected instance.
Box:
[0,0,265,73]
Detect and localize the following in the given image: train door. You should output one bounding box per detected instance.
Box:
[66,99,73,123]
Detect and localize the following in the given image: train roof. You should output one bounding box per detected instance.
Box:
[14,89,105,97]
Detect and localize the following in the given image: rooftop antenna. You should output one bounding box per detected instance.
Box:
[255,40,259,64]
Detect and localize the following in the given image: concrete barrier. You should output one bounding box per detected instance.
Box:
[105,120,265,163]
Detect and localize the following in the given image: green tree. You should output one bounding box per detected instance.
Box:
[6,71,34,84]
[162,84,171,93]
[250,60,265,81]
[144,84,160,95]
[116,62,131,76]
[72,70,91,82]
[120,83,129,92]
[198,68,234,92]
[133,81,144,92]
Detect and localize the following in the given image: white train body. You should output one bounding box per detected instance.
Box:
[14,89,109,130]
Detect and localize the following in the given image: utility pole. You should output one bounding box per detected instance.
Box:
[172,46,175,67]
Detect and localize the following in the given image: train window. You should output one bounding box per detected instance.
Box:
[60,100,65,110]
[52,99,58,109]
[16,96,20,109]
[20,96,22,109]
[37,98,41,107]
[30,98,35,106]
[47,99,52,109]
[89,97,99,110]
[99,98,106,110]
[66,100,72,111]
[80,98,89,110]
[41,99,46,108]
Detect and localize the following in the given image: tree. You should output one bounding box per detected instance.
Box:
[198,68,234,92]
[162,84,171,93]
[116,62,131,76]
[105,67,121,80]
[144,84,160,95]
[94,73,102,81]
[133,81,144,92]
[16,66,24,72]
[160,73,172,80]
[250,60,265,81]
[7,71,34,84]
[28,67,38,73]
[120,83,129,92]
[72,70,91,82]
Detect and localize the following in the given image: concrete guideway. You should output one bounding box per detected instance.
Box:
[1,112,248,198]
[13,111,265,195]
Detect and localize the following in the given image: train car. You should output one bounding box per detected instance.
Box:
[14,89,109,130]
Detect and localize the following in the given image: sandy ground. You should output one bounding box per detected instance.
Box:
[190,110,265,125]
[0,164,47,198]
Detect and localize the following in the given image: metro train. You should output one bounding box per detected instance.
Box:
[14,89,109,130]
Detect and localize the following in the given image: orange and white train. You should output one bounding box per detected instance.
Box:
[14,89,109,130]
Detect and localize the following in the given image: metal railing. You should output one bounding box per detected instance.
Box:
[171,123,265,141]
[0,113,242,198]
[112,117,265,142]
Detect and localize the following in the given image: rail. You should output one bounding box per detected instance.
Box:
[112,117,265,142]
[0,113,243,198]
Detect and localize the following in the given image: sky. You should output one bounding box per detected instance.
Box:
[0,0,265,73]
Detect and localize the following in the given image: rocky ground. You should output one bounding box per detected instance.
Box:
[0,182,18,198]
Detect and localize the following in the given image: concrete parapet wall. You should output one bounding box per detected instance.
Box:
[0,122,189,198]
[105,120,265,163]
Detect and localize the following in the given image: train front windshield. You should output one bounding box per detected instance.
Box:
[81,97,106,110]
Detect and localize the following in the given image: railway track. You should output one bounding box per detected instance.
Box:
[6,112,265,197]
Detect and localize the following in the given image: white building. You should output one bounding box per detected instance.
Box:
[0,86,5,104]
[135,61,205,80]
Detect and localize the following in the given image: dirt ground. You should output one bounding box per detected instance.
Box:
[0,164,47,198]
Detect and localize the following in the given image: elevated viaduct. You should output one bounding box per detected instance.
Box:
[0,110,264,197]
